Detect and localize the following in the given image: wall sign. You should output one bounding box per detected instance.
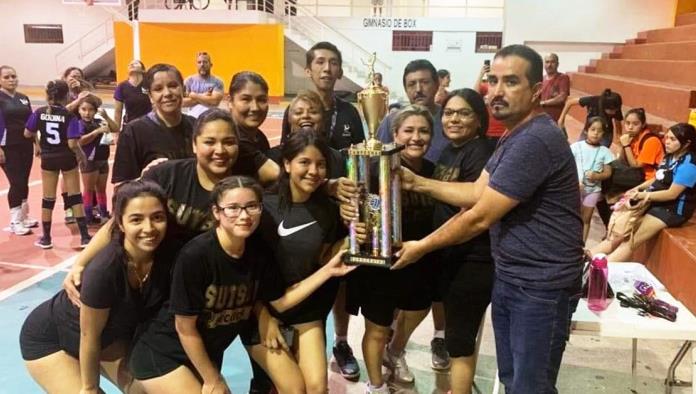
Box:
[362,18,418,29]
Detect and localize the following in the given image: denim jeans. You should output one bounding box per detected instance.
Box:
[491,277,581,394]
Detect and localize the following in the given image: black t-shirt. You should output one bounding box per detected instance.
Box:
[578,95,624,145]
[400,160,436,241]
[267,145,347,179]
[432,138,493,263]
[50,242,172,357]
[114,80,152,125]
[281,96,365,150]
[143,158,216,245]
[236,128,272,176]
[112,112,196,183]
[0,91,32,147]
[25,106,77,156]
[135,230,283,367]
[260,193,345,285]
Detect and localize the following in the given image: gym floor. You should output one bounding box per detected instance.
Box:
[0,91,691,393]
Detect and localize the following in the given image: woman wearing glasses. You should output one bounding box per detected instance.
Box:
[129,174,354,393]
[64,109,266,301]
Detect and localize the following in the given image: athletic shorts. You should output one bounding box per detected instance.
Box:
[439,260,494,357]
[648,205,689,228]
[272,278,338,325]
[346,258,433,327]
[19,300,65,361]
[41,152,77,172]
[80,160,109,174]
[581,190,602,208]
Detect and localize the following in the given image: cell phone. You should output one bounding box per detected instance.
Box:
[484,60,490,66]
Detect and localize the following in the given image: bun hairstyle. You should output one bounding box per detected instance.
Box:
[45,80,69,114]
[624,107,646,126]
[228,71,269,98]
[599,88,622,113]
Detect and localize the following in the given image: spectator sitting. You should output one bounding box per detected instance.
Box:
[591,123,696,262]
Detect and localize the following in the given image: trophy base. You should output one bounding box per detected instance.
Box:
[343,253,393,268]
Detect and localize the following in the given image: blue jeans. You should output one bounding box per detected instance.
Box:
[491,277,580,394]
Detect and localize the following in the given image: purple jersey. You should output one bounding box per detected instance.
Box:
[26,106,78,156]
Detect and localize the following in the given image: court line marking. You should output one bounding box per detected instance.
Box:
[0,255,76,302]
[0,260,71,272]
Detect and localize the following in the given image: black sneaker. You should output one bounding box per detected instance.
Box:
[34,236,53,249]
[430,337,451,370]
[332,341,360,381]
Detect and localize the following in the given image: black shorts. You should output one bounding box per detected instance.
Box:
[439,260,494,357]
[80,159,109,174]
[346,259,433,327]
[41,152,77,172]
[20,300,64,361]
[647,205,689,228]
[273,278,338,325]
[129,341,199,381]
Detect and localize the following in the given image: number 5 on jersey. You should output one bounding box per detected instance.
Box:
[45,122,61,144]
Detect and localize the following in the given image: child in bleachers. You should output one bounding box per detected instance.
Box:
[570,116,614,241]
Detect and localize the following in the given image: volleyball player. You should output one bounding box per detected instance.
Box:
[24,80,91,249]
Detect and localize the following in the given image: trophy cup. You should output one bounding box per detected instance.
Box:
[344,53,403,267]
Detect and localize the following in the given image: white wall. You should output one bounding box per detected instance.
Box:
[1,0,116,86]
[314,16,504,101]
[504,0,677,74]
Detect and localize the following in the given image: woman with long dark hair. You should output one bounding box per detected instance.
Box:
[20,179,169,394]
[591,123,696,261]
[259,129,349,393]
[130,175,353,393]
[0,65,36,235]
[227,71,279,183]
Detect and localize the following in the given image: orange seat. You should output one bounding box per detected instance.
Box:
[633,220,696,314]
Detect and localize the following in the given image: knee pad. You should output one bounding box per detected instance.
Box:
[65,193,83,208]
[42,198,56,210]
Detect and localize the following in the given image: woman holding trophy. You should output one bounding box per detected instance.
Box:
[341,104,438,393]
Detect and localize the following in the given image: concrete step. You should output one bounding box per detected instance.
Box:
[612,41,696,61]
[568,72,696,122]
[594,59,696,86]
[676,11,696,26]
[642,23,696,43]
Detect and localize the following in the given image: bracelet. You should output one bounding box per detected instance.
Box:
[622,145,631,148]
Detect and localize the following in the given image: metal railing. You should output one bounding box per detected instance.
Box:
[54,4,130,75]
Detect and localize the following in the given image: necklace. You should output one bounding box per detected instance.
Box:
[127,260,151,289]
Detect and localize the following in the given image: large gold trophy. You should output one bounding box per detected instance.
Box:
[345,53,403,267]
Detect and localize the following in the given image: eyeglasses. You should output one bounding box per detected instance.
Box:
[443,109,476,119]
[217,203,262,218]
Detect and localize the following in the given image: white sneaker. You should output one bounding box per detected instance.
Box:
[21,201,38,228]
[383,347,415,384]
[365,382,390,394]
[10,207,31,236]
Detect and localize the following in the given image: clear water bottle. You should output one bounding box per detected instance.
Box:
[587,253,609,311]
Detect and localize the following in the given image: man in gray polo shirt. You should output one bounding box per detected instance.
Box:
[183,52,224,118]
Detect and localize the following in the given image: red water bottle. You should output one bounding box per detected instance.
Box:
[587,253,609,311]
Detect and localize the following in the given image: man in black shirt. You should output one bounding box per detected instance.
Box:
[281,42,365,151]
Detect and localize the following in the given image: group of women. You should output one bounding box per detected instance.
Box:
[7,56,696,394]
